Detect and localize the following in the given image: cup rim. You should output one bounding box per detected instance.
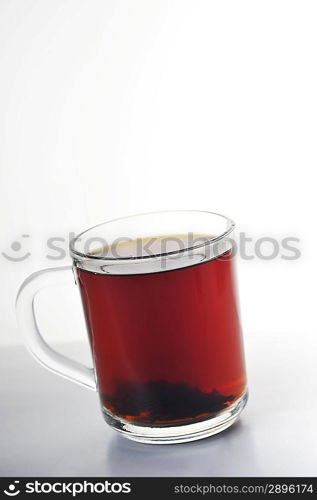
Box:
[69,209,235,261]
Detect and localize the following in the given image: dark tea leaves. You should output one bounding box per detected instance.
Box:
[102,380,234,424]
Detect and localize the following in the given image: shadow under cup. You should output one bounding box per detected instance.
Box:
[71,211,248,444]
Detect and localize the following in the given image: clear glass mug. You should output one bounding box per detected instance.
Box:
[16,211,248,444]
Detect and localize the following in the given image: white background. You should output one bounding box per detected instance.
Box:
[0,0,316,350]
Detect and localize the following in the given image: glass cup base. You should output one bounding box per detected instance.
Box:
[102,388,248,445]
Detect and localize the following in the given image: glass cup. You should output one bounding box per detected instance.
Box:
[16,210,248,444]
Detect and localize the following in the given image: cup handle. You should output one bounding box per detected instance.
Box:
[16,266,97,391]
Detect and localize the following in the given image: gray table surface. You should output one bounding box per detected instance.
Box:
[1,331,316,477]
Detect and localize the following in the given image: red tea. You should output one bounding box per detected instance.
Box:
[76,237,246,426]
